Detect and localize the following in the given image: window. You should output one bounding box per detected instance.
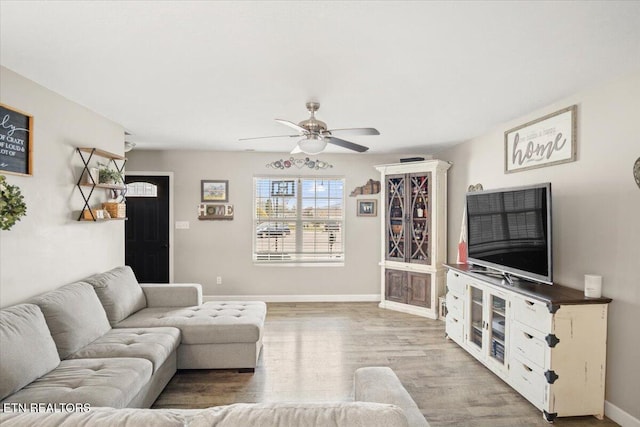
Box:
[254,176,344,264]
[125,181,158,197]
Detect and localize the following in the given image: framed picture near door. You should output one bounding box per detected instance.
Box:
[201,180,229,202]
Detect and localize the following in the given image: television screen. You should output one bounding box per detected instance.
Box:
[466,183,552,284]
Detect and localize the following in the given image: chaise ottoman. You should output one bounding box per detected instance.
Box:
[115,301,266,370]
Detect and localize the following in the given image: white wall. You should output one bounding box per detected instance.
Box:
[437,71,640,422]
[0,67,125,307]
[126,151,405,299]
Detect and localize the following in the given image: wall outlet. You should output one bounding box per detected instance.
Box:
[175,221,190,229]
[216,276,222,285]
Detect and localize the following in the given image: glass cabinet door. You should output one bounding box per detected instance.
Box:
[408,173,430,264]
[469,285,484,351]
[488,293,507,365]
[386,175,405,261]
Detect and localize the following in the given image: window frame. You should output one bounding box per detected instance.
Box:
[253,175,346,266]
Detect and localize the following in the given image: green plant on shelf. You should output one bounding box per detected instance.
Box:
[98,164,122,185]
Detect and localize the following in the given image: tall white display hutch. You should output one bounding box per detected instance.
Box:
[376,160,450,319]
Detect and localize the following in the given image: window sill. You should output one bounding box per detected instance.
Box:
[253,262,345,268]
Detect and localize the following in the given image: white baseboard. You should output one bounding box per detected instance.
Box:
[605,400,640,427]
[203,294,381,303]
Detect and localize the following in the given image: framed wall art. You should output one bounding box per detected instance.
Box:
[0,103,33,176]
[505,105,577,174]
[357,199,377,217]
[201,180,228,202]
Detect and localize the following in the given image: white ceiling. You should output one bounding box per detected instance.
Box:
[1,1,639,154]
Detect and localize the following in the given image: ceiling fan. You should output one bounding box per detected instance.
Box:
[240,102,380,154]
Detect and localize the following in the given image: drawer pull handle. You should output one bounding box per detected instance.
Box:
[522,364,533,372]
[525,300,535,307]
[524,332,533,340]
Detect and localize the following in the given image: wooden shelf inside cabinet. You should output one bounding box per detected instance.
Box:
[75,147,127,222]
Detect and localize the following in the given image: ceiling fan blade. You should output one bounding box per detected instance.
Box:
[275,119,308,134]
[239,134,299,141]
[326,136,369,153]
[325,127,380,137]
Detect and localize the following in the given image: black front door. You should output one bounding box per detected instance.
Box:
[125,175,170,283]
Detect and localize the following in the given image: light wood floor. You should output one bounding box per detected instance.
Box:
[153,302,617,426]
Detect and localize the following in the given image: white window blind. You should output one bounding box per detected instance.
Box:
[254,177,345,264]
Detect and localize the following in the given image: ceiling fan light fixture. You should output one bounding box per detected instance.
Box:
[297,135,327,155]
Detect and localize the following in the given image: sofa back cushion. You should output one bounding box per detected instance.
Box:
[0,304,61,401]
[190,402,409,427]
[31,282,112,359]
[83,266,147,326]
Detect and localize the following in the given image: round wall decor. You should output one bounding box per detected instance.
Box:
[634,157,640,189]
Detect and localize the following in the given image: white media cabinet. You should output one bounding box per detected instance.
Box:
[445,264,611,422]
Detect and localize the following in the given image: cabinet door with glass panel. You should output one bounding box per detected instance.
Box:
[465,283,509,375]
[385,172,431,264]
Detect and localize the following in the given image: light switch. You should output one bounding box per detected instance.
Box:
[175,221,190,229]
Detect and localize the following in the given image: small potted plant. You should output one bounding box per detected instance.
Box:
[0,175,27,231]
[98,164,122,185]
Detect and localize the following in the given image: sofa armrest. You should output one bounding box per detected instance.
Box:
[354,367,429,427]
[140,283,203,307]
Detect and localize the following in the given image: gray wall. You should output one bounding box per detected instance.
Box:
[0,67,125,307]
[127,150,403,299]
[437,71,640,421]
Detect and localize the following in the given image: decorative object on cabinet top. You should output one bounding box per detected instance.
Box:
[350,179,380,196]
[266,156,333,170]
[633,157,640,189]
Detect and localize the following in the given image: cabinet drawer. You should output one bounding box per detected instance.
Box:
[446,314,463,344]
[446,292,463,319]
[510,356,546,410]
[446,271,466,295]
[511,321,548,370]
[511,295,552,332]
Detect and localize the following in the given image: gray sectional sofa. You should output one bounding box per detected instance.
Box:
[0,266,429,426]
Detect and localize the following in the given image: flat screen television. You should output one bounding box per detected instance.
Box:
[466,183,552,285]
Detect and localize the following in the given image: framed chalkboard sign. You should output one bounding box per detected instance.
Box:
[0,103,33,176]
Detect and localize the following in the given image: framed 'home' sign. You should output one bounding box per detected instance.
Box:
[0,103,33,176]
[504,105,577,174]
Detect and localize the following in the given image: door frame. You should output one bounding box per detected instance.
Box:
[125,171,174,282]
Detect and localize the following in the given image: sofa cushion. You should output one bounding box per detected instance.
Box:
[68,327,181,372]
[0,408,196,427]
[190,402,410,427]
[83,266,147,326]
[0,304,61,401]
[0,358,153,409]
[354,367,428,427]
[115,301,266,344]
[30,281,112,359]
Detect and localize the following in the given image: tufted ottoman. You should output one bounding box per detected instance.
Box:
[115,301,267,371]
